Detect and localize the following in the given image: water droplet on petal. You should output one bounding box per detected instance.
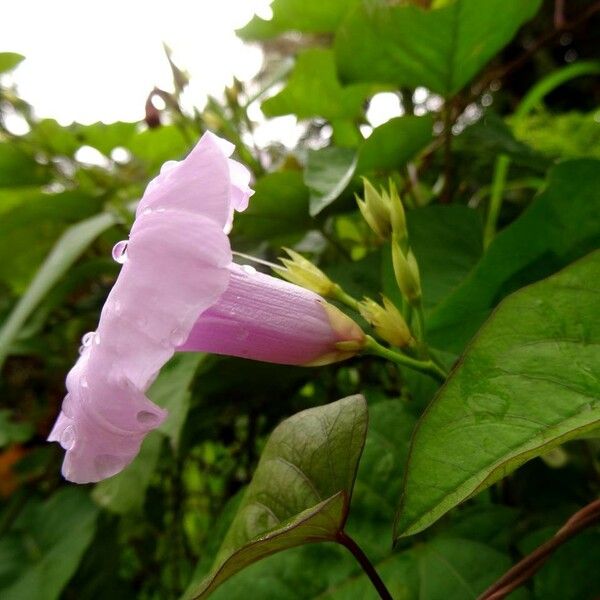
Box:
[160,160,179,174]
[242,264,257,275]
[137,410,159,425]
[81,331,95,347]
[78,345,85,355]
[112,240,129,264]
[61,425,76,450]
[170,327,188,346]
[62,393,74,417]
[142,207,153,216]
[81,377,89,389]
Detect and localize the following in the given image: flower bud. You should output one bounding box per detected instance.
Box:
[391,239,421,306]
[358,296,413,348]
[356,178,391,239]
[274,248,336,297]
[388,181,408,253]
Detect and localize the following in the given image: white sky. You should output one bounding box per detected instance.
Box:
[2,0,272,124]
[2,0,399,146]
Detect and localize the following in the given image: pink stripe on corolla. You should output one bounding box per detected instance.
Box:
[48,132,363,485]
[179,263,364,366]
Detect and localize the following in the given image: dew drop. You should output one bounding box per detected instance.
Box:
[242,264,257,275]
[81,331,95,347]
[112,240,129,264]
[137,411,159,425]
[170,327,188,346]
[61,425,76,450]
[78,345,86,355]
[62,393,74,418]
[142,207,153,215]
[81,377,89,389]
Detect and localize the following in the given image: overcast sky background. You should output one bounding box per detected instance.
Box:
[2,0,400,145]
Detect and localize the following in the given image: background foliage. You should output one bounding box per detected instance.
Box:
[1,1,599,599]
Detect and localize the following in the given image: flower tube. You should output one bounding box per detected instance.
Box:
[179,263,364,366]
[48,132,363,484]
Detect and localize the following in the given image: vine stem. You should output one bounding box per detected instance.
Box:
[478,497,600,599]
[337,531,394,600]
[363,336,447,383]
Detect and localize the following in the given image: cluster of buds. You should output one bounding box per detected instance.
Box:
[356,179,422,308]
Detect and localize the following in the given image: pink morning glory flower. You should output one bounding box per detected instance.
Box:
[48,132,364,484]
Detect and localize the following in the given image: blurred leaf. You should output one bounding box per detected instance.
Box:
[428,159,600,352]
[0,488,98,600]
[233,171,311,245]
[187,395,368,599]
[0,410,34,448]
[456,113,550,172]
[155,353,204,449]
[335,0,541,96]
[512,110,600,161]
[357,115,434,173]
[396,252,600,538]
[305,147,357,216]
[28,120,137,158]
[262,48,374,122]
[0,52,25,74]
[238,0,360,39]
[0,212,117,368]
[0,143,50,187]
[0,190,103,292]
[126,125,190,173]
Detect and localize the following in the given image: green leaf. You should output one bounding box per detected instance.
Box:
[237,0,360,40]
[0,488,98,600]
[335,0,541,96]
[0,212,117,368]
[126,125,190,173]
[155,353,204,449]
[305,147,357,216]
[428,159,600,353]
[357,115,434,173]
[0,410,34,448]
[0,143,50,187]
[512,110,600,161]
[232,171,310,245]
[262,48,374,122]
[0,52,25,74]
[187,395,368,599]
[0,190,103,293]
[396,251,600,538]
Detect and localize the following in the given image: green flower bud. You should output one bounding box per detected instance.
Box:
[274,248,336,297]
[358,296,413,348]
[391,238,421,306]
[356,178,391,239]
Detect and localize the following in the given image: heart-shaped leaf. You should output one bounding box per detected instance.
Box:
[428,159,600,353]
[396,251,600,538]
[335,0,541,97]
[187,395,368,599]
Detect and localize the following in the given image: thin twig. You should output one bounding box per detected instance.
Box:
[477,497,600,600]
